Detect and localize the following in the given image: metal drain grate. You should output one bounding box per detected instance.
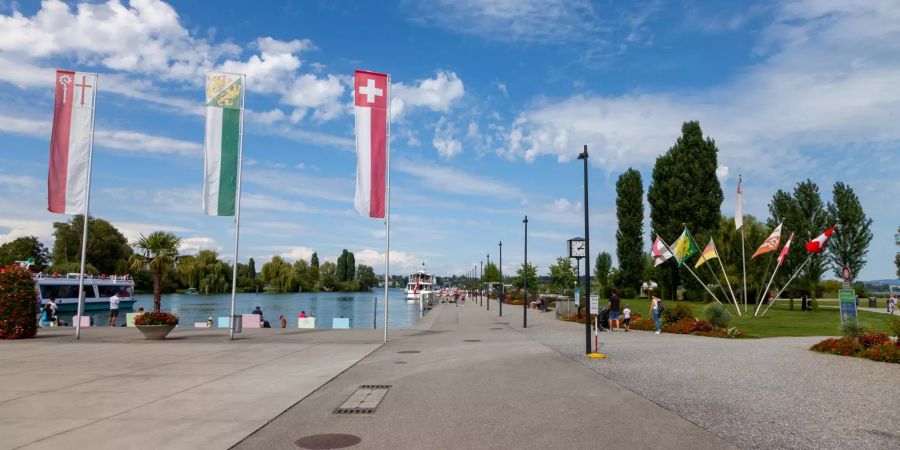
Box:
[397,350,420,354]
[464,339,481,342]
[295,433,361,449]
[394,361,407,364]
[334,385,391,414]
[490,327,503,330]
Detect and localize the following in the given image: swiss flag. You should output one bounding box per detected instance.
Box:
[354,70,389,218]
[777,233,794,266]
[806,226,835,253]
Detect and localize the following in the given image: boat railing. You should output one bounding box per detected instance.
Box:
[32,272,133,282]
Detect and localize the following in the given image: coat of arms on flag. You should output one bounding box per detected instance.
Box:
[752,223,783,259]
[652,235,673,266]
[671,229,698,267]
[203,70,246,217]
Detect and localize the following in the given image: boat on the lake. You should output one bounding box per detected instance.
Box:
[404,265,436,307]
[34,273,135,313]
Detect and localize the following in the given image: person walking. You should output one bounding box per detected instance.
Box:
[650,293,663,335]
[107,290,122,326]
[279,315,287,328]
[48,297,59,326]
[622,304,631,332]
[888,294,896,315]
[607,290,621,332]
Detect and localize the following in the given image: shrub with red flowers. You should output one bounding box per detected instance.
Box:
[629,313,656,331]
[662,319,712,335]
[0,264,38,340]
[133,311,179,326]
[811,334,899,364]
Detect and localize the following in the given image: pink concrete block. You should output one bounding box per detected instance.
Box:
[72,316,92,327]
[193,322,208,328]
[241,314,261,328]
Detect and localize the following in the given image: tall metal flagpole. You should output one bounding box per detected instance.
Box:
[228,73,247,340]
[762,254,813,316]
[659,237,723,305]
[75,73,98,340]
[692,234,733,312]
[713,240,741,315]
[755,260,783,317]
[383,75,392,344]
[741,228,747,312]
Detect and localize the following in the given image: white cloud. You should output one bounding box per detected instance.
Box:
[716,165,730,182]
[501,1,900,178]
[392,71,464,120]
[0,218,54,245]
[394,159,523,200]
[179,236,219,254]
[432,116,462,159]
[0,174,42,189]
[279,246,315,262]
[355,248,419,272]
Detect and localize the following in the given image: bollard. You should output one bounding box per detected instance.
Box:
[374,296,377,329]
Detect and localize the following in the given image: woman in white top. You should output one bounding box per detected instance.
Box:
[650,293,662,334]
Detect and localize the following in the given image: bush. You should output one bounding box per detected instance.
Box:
[662,319,712,334]
[811,337,862,356]
[0,265,38,339]
[661,302,694,326]
[840,321,867,339]
[704,303,731,329]
[890,316,900,340]
[860,345,900,363]
[620,287,637,299]
[134,311,179,326]
[857,332,891,349]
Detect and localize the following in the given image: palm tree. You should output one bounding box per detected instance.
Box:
[130,231,181,313]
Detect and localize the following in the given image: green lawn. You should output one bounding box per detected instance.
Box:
[611,298,896,338]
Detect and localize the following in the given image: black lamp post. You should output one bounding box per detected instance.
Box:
[480,260,483,307]
[499,241,503,317]
[486,253,490,311]
[523,215,528,328]
[577,145,591,355]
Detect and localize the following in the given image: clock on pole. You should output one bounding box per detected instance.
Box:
[568,237,586,259]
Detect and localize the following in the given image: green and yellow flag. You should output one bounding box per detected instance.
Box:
[694,238,719,268]
[203,71,245,216]
[671,229,698,267]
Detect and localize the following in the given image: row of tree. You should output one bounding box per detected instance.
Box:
[258,250,378,293]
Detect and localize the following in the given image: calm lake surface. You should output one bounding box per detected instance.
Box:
[84,288,421,329]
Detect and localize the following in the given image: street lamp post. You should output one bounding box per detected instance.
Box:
[577,145,591,355]
[499,241,503,317]
[486,253,491,311]
[523,215,528,328]
[480,260,483,307]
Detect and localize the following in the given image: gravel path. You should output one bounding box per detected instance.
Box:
[497,305,899,449]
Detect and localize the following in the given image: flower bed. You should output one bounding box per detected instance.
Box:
[134,311,179,326]
[0,264,38,340]
[811,332,899,364]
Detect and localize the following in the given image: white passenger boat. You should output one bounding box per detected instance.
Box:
[34,273,136,313]
[404,266,436,307]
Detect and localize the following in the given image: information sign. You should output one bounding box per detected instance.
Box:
[589,295,599,315]
[838,289,857,324]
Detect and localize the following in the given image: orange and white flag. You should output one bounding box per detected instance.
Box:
[752,223,782,259]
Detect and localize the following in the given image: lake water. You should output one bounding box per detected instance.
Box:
[82,288,422,329]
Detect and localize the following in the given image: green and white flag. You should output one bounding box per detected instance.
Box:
[203,71,245,216]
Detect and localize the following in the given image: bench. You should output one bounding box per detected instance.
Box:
[298,317,316,329]
[332,318,350,329]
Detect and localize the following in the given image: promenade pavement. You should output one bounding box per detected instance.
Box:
[0,327,383,450]
[237,300,733,450]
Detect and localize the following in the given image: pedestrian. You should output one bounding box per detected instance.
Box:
[48,297,59,326]
[888,294,896,315]
[279,315,286,328]
[622,304,631,332]
[298,310,308,319]
[108,290,122,326]
[650,292,663,335]
[607,290,621,332]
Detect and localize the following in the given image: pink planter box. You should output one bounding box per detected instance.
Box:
[241,314,261,328]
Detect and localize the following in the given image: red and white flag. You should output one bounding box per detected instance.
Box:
[354,70,389,218]
[752,223,782,259]
[48,70,97,214]
[734,175,743,230]
[806,226,835,253]
[652,235,674,266]
[777,233,794,266]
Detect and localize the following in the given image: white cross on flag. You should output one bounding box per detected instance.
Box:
[48,70,97,214]
[354,70,389,218]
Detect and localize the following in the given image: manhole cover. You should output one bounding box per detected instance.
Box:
[394,361,407,364]
[295,433,361,449]
[334,385,391,414]
[495,322,509,325]
[490,327,503,330]
[397,350,420,354]
[464,339,481,342]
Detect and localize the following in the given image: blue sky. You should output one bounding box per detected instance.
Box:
[0,0,898,280]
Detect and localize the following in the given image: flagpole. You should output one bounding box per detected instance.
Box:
[741,227,747,313]
[762,254,812,316]
[74,73,98,341]
[228,74,246,341]
[659,237,723,305]
[755,261,782,317]
[713,240,741,315]
[700,249,733,311]
[383,74,392,344]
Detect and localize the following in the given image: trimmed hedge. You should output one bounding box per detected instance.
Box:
[0,264,37,339]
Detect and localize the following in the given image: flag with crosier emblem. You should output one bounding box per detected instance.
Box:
[752,223,782,259]
[671,229,698,267]
[48,70,98,214]
[203,71,245,216]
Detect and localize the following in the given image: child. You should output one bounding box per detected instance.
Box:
[622,304,632,332]
[279,315,287,328]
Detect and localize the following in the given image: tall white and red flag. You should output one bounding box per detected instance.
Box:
[48,70,97,214]
[806,226,835,253]
[734,175,743,230]
[777,233,794,266]
[354,70,389,218]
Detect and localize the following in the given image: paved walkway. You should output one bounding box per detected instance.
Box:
[237,301,732,449]
[0,327,382,450]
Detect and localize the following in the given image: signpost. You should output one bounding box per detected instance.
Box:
[839,266,856,324]
[589,295,599,315]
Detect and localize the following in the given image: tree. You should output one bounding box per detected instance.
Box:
[346,251,355,281]
[548,257,577,294]
[319,261,337,290]
[593,252,612,292]
[175,255,199,288]
[310,252,319,267]
[615,168,644,292]
[767,180,828,297]
[129,231,181,313]
[647,121,724,300]
[827,182,873,281]
[336,250,349,282]
[51,215,131,274]
[483,262,500,283]
[247,258,256,280]
[513,263,537,291]
[0,236,50,272]
[896,226,899,278]
[260,256,293,292]
[356,264,378,291]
